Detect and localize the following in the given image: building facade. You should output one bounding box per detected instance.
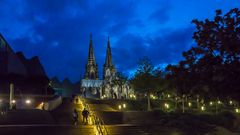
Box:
[81,34,132,99]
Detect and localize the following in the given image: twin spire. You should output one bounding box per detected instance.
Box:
[86,34,114,79]
[87,34,113,67]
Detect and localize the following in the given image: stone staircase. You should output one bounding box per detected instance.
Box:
[105,125,152,135]
[0,125,95,135]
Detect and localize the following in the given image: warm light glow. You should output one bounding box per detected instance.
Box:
[25,99,31,104]
[201,106,205,111]
[123,103,126,108]
[150,94,157,100]
[130,94,136,99]
[229,100,233,105]
[235,108,239,113]
[167,94,171,98]
[164,103,169,109]
[118,105,122,110]
[217,100,221,104]
[12,100,16,103]
[188,102,192,107]
[209,101,213,106]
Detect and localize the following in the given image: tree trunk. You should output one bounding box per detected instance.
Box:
[215,98,218,114]
[182,94,185,113]
[147,93,151,111]
[175,98,178,110]
[197,95,200,109]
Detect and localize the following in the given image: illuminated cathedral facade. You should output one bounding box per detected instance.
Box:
[81,34,132,99]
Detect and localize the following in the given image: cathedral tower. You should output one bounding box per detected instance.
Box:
[85,34,99,79]
[103,36,116,79]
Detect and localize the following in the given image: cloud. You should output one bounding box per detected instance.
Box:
[112,26,194,73]
[0,0,237,81]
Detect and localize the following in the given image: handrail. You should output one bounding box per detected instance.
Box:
[80,98,109,135]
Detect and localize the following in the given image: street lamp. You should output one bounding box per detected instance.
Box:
[164,103,169,109]
[12,100,16,104]
[25,99,31,104]
[229,100,233,105]
[118,105,122,110]
[235,108,239,113]
[123,103,126,108]
[201,106,205,111]
[188,102,192,107]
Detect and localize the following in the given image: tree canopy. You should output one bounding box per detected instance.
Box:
[166,8,240,101]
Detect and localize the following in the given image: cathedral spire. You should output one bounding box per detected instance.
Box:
[105,36,112,67]
[85,33,99,79]
[88,33,96,65]
[103,36,115,79]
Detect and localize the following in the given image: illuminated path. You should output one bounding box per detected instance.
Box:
[0,98,183,135]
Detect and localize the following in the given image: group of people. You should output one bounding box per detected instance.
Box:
[72,108,90,125]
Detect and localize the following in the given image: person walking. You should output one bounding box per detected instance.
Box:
[72,109,78,126]
[82,108,89,124]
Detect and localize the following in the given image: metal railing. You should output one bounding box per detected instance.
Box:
[81,98,109,135]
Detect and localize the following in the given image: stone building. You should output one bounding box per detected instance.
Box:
[0,34,52,95]
[81,34,132,99]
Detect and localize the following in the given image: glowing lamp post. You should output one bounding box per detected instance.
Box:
[12,100,16,104]
[25,99,31,104]
[164,103,169,109]
[118,105,122,110]
[123,103,126,109]
[229,100,233,105]
[201,106,205,111]
[188,102,192,107]
[235,108,239,113]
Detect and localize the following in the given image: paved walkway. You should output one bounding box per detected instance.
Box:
[51,98,84,125]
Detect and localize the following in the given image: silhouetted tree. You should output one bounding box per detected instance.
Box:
[166,8,240,105]
[131,57,162,111]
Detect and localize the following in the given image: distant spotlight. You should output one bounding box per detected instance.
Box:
[123,104,126,108]
[25,99,31,104]
[217,100,221,104]
[201,106,205,111]
[12,100,16,104]
[167,94,171,98]
[188,102,192,107]
[118,105,122,110]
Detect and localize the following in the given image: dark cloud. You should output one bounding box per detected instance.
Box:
[148,1,171,24]
[112,26,194,73]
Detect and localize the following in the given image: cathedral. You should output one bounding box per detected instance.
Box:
[81,34,132,99]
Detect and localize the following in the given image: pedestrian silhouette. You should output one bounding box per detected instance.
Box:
[72,109,78,125]
[82,108,89,124]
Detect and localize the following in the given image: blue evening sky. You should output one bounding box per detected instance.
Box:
[0,0,239,81]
